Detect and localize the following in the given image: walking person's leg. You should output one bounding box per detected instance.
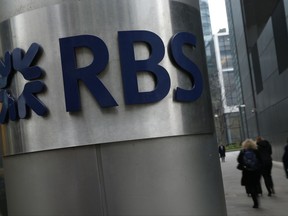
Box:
[249,186,259,208]
[263,163,274,196]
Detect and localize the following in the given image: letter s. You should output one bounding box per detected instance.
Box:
[169,32,203,102]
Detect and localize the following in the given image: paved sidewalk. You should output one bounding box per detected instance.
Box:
[221,151,288,216]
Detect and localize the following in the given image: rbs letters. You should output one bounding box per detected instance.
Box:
[0,30,203,123]
[59,30,203,112]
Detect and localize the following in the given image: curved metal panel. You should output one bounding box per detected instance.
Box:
[0,0,74,23]
[0,0,213,155]
[4,135,226,216]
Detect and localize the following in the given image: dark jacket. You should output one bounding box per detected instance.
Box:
[257,140,272,163]
[218,145,226,157]
[237,149,262,186]
[283,144,288,178]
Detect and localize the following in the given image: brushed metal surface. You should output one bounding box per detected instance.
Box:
[0,0,213,155]
[4,135,226,216]
[0,0,73,23]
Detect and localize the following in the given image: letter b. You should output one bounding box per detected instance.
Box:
[118,31,171,104]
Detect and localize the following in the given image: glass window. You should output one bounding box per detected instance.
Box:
[219,35,233,69]
[223,70,238,106]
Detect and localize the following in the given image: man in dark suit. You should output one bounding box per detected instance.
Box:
[218,144,226,162]
[256,136,275,196]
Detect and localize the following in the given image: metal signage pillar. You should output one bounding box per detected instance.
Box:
[0,0,226,215]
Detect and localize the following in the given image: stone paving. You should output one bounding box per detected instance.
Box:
[221,150,288,216]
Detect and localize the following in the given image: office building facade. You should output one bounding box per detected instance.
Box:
[226,0,288,161]
[200,0,241,145]
[213,30,242,144]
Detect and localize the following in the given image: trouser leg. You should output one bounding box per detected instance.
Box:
[262,163,274,194]
[251,194,259,208]
[263,174,274,195]
[248,185,259,208]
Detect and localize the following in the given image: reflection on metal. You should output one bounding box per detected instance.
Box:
[0,105,7,215]
[4,135,226,216]
[0,104,7,156]
[0,0,213,156]
[0,128,7,156]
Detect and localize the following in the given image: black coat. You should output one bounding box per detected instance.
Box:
[218,145,226,157]
[283,144,288,178]
[237,149,262,187]
[257,140,272,174]
[257,140,272,163]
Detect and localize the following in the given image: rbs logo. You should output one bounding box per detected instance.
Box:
[0,43,48,123]
[59,31,203,112]
[0,30,203,123]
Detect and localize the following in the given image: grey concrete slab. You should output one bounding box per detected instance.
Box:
[221,150,288,216]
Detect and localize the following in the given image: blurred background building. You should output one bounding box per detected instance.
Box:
[225,0,288,161]
[200,0,243,146]
[200,0,288,156]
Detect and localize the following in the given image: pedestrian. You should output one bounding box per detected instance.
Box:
[237,148,263,197]
[256,136,275,196]
[282,137,288,178]
[218,144,226,162]
[237,139,262,208]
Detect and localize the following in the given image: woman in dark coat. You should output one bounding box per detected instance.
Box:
[237,139,262,208]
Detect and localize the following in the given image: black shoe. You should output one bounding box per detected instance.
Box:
[253,204,259,208]
[268,192,272,197]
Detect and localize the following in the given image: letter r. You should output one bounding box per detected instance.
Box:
[59,35,118,112]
